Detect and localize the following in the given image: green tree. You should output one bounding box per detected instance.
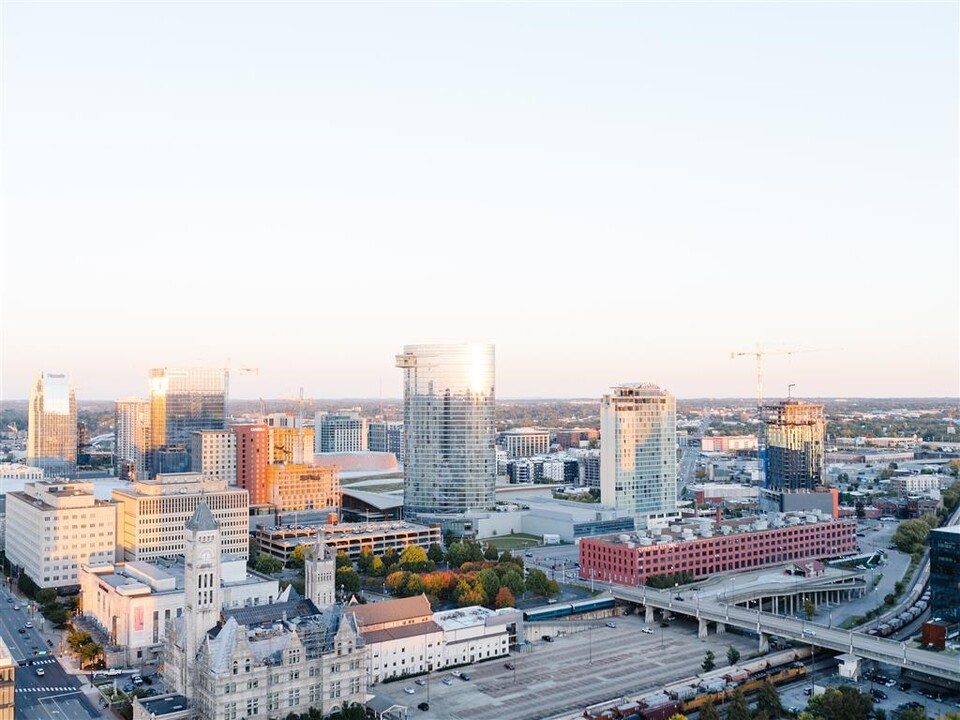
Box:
[804,598,816,620]
[525,568,550,596]
[807,686,873,720]
[477,568,501,605]
[404,574,427,597]
[755,679,783,719]
[501,569,525,597]
[288,544,306,569]
[427,543,445,565]
[725,688,750,720]
[896,709,924,720]
[336,567,361,596]
[466,542,484,563]
[356,547,374,574]
[335,550,352,569]
[483,543,499,561]
[399,544,429,572]
[254,554,283,575]
[701,649,716,672]
[446,542,470,568]
[726,645,740,666]
[698,700,720,720]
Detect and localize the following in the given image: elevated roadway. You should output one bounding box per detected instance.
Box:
[611,584,960,683]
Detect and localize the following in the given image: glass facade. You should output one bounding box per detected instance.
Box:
[396,344,496,519]
[115,398,151,480]
[929,526,960,622]
[149,368,227,453]
[600,384,677,529]
[764,401,825,491]
[148,368,227,477]
[27,371,77,476]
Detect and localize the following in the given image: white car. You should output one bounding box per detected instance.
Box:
[641,627,654,634]
[36,668,45,677]
[404,687,415,695]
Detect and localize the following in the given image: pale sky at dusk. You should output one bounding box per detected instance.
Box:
[1,2,957,401]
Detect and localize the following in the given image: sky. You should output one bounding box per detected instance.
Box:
[1,1,957,401]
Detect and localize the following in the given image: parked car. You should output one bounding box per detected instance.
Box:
[417,703,430,712]
[17,628,24,635]
[450,670,462,678]
[404,687,415,695]
[460,674,470,681]
[442,678,453,686]
[25,621,33,628]
[641,627,654,634]
[605,622,617,628]
[541,635,553,643]
[12,605,19,611]
[414,679,426,686]
[504,662,515,670]
[899,683,912,691]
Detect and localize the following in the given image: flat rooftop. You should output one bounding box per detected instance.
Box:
[138,695,191,717]
[588,510,851,547]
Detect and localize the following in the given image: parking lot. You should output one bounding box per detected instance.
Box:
[382,612,758,720]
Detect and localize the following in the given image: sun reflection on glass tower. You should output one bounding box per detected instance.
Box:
[600,383,677,530]
[396,344,496,532]
[27,371,78,476]
[149,368,227,475]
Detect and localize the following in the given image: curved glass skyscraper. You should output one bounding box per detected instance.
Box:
[396,344,496,526]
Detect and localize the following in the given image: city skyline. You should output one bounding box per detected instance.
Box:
[1,2,957,401]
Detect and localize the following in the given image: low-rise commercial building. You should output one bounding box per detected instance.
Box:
[555,428,599,449]
[255,520,441,563]
[688,483,758,505]
[700,436,758,453]
[6,481,118,589]
[579,511,857,586]
[499,428,551,458]
[345,595,521,685]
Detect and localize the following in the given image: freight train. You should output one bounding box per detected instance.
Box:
[575,648,812,720]
[867,590,930,637]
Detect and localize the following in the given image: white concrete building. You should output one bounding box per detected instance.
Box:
[346,595,521,685]
[500,428,551,458]
[79,557,282,667]
[190,430,237,485]
[6,481,118,589]
[436,605,520,668]
[0,463,44,482]
[315,409,368,453]
[115,398,151,481]
[600,383,678,530]
[111,473,248,562]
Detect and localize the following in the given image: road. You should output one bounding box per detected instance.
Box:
[612,584,960,682]
[0,585,101,720]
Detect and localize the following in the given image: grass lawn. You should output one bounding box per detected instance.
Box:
[481,533,542,550]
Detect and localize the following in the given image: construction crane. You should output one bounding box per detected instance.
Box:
[730,347,799,409]
[222,362,258,402]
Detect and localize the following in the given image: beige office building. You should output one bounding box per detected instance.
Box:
[190,430,237,485]
[6,481,118,589]
[111,473,248,562]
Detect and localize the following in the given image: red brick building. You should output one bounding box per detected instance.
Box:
[579,514,857,586]
[234,424,269,504]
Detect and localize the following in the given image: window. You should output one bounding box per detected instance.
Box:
[246,698,259,716]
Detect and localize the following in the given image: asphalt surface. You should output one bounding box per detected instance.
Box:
[0,585,102,720]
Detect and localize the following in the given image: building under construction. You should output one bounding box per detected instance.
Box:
[763,400,825,491]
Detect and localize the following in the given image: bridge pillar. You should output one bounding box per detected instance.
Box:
[716,622,726,635]
[645,605,654,624]
[758,632,769,654]
[698,618,708,639]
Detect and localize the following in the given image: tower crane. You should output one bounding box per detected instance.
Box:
[730,347,800,409]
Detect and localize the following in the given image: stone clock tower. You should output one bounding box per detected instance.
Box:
[183,500,221,698]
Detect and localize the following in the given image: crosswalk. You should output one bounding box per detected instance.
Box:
[25,658,57,665]
[16,687,80,694]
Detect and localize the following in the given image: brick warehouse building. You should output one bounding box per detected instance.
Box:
[579,512,857,586]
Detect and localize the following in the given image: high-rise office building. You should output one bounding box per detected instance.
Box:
[115,398,151,480]
[396,344,496,529]
[315,409,368,453]
[368,420,404,463]
[600,384,677,530]
[26,371,77,476]
[148,368,227,471]
[190,430,237,485]
[763,400,825,491]
[234,424,270,504]
[929,526,960,622]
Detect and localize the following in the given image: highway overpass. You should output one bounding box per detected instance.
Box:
[611,584,960,684]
